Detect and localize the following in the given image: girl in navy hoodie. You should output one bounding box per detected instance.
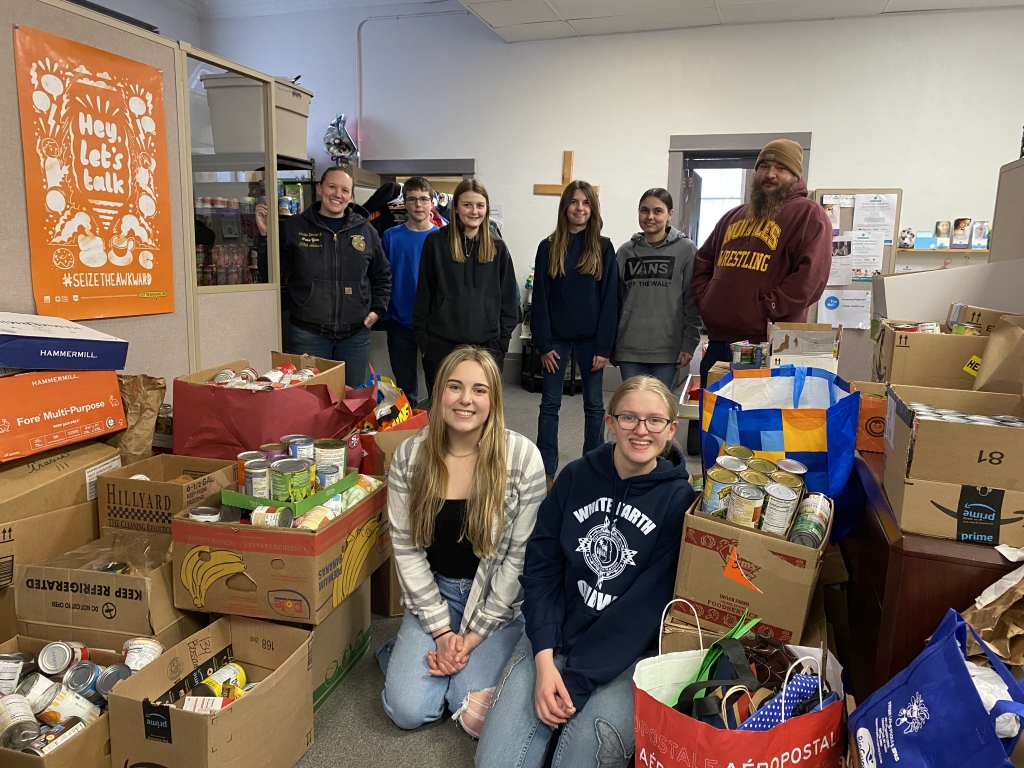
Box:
[476,376,695,768]
[531,181,618,488]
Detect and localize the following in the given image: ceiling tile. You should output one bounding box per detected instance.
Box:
[717,0,887,22]
[496,20,579,41]
[568,7,722,33]
[883,0,1024,9]
[550,0,714,19]
[470,0,560,27]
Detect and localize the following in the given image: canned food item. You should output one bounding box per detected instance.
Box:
[916,414,944,422]
[715,455,747,474]
[299,457,317,490]
[236,451,265,487]
[745,458,777,475]
[337,474,382,510]
[934,409,963,416]
[2,651,36,679]
[21,716,86,756]
[891,323,918,332]
[36,685,101,725]
[63,661,106,705]
[701,467,738,518]
[271,459,311,502]
[233,367,259,383]
[287,437,315,461]
[251,506,295,528]
[316,464,340,490]
[952,322,982,336]
[296,505,333,531]
[129,474,151,481]
[242,682,260,693]
[183,696,229,713]
[38,642,89,677]
[916,322,941,334]
[212,369,236,384]
[761,483,801,535]
[0,653,28,695]
[723,445,754,461]
[260,442,289,460]
[189,506,221,523]
[0,693,40,749]
[770,470,804,493]
[244,459,272,498]
[15,674,57,712]
[314,439,348,470]
[219,505,243,523]
[96,664,133,699]
[122,638,165,672]
[727,484,764,528]
[104,561,130,574]
[738,470,770,488]
[789,493,833,548]
[774,458,807,477]
[191,662,246,698]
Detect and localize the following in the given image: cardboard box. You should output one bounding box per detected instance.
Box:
[672,499,831,643]
[0,312,129,371]
[171,480,391,625]
[0,370,126,461]
[850,381,887,453]
[371,557,404,618]
[16,533,196,646]
[109,615,313,768]
[1,635,123,768]
[98,454,238,534]
[768,322,841,372]
[374,425,420,473]
[707,361,730,388]
[947,303,1012,335]
[872,320,988,389]
[675,374,700,420]
[310,578,371,712]
[883,385,1024,491]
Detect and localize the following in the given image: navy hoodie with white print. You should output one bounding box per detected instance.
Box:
[520,442,694,709]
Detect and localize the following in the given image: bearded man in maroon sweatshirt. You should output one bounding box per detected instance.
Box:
[692,138,832,385]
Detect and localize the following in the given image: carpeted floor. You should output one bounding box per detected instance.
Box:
[296,375,702,768]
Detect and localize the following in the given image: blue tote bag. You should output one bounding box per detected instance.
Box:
[850,609,1024,767]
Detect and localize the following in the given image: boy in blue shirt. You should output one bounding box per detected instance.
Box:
[381,177,441,405]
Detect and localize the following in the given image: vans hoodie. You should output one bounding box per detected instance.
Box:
[412,225,519,352]
[691,179,832,343]
[520,442,695,709]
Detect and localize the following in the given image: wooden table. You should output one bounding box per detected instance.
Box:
[842,452,1017,702]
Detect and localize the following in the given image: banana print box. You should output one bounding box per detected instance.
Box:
[171,478,390,625]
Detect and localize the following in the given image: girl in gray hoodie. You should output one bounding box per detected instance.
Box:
[613,188,701,390]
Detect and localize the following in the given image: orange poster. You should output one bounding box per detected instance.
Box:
[14,25,175,320]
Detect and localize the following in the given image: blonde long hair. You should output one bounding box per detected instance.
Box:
[408,347,508,558]
[447,179,497,264]
[548,180,604,280]
[607,375,678,457]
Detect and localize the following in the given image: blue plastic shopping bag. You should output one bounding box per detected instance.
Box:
[849,609,1024,768]
[701,365,859,497]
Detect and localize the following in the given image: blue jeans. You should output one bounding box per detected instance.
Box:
[287,324,371,388]
[475,636,640,768]
[378,574,525,731]
[383,320,420,405]
[617,361,678,392]
[537,340,604,477]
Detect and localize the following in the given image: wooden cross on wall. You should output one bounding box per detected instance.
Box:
[533,150,599,195]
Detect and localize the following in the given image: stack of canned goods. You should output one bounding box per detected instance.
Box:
[207,363,320,391]
[700,444,833,548]
[906,402,1024,428]
[891,322,941,334]
[729,341,769,367]
[0,637,164,754]
[178,661,259,714]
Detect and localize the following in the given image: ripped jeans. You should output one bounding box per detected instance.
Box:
[475,636,640,768]
[378,573,524,733]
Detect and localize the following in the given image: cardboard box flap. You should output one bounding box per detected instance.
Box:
[0,501,98,589]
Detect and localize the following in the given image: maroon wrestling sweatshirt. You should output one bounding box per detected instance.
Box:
[691,180,832,344]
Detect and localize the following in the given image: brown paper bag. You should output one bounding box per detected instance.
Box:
[974,315,1024,395]
[962,569,1024,665]
[106,374,166,465]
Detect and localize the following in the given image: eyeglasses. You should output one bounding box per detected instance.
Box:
[612,414,671,433]
[405,196,432,206]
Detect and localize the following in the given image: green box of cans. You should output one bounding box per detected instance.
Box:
[220,468,358,516]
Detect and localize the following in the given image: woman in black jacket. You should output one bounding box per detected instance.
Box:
[413,179,519,398]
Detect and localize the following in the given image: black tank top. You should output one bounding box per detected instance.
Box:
[425,499,480,580]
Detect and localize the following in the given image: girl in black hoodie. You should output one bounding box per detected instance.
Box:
[413,180,519,398]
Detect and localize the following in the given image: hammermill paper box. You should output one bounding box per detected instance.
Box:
[108,616,313,768]
[673,499,831,643]
[1,636,124,768]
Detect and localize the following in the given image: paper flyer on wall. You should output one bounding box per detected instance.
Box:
[819,289,871,329]
[852,194,898,244]
[848,231,884,280]
[822,195,842,235]
[13,26,175,320]
[829,236,853,284]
